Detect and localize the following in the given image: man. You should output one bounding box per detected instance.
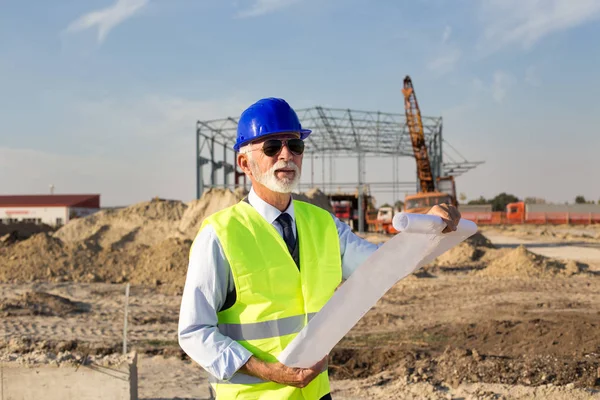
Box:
[178,97,461,399]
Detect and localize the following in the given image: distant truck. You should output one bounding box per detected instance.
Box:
[506,202,600,224]
[366,206,401,234]
[329,193,373,231]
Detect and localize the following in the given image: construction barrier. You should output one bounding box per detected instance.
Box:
[461,212,600,225]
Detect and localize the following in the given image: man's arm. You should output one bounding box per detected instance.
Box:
[333,215,381,279]
[178,226,253,381]
[333,204,461,278]
[178,225,331,386]
[240,355,328,388]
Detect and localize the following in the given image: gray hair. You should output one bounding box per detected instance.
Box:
[239,143,253,158]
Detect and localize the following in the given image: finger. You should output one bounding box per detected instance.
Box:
[451,207,461,223]
[442,218,456,233]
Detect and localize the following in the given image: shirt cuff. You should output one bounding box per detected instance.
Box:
[208,340,254,381]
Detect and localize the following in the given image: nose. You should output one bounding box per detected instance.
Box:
[278,141,294,161]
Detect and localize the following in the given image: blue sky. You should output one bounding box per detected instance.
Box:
[1,0,599,207]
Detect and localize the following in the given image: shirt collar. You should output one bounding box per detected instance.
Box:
[248,186,295,225]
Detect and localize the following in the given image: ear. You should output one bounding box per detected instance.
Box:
[237,153,252,176]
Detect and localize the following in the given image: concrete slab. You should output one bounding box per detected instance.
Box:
[0,352,137,400]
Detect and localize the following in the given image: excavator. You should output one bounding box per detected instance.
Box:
[402,75,457,213]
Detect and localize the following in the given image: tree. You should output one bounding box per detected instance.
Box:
[524,197,546,204]
[490,193,519,212]
[575,195,586,204]
[394,200,405,210]
[459,193,467,203]
[468,196,489,205]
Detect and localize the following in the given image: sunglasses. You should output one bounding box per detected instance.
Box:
[258,138,305,157]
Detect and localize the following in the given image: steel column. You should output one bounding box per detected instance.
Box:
[196,125,200,199]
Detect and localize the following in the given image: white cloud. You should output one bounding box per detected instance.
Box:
[426,25,461,75]
[478,0,600,53]
[235,0,301,18]
[442,25,452,44]
[525,65,541,86]
[427,47,461,74]
[472,77,486,92]
[73,95,251,139]
[470,72,514,103]
[1,94,253,206]
[491,71,513,103]
[65,0,149,44]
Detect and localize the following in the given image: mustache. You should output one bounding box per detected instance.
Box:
[271,160,299,173]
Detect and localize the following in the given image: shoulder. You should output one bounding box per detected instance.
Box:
[201,202,247,228]
[293,199,331,215]
[293,200,338,227]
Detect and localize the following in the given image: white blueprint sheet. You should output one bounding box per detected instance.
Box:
[278,213,478,368]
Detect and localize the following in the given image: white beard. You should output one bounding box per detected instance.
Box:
[248,156,301,193]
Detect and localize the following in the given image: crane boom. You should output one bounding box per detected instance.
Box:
[402,75,435,193]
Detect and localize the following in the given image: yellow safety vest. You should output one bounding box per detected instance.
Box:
[201,200,342,399]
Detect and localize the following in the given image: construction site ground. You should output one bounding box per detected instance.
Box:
[2,198,600,399]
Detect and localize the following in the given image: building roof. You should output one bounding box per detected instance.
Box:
[0,194,100,208]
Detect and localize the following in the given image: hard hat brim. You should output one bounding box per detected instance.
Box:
[234,129,311,152]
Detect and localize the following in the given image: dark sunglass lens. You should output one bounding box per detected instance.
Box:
[262,140,283,157]
[288,139,305,155]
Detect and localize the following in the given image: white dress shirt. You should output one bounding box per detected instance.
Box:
[178,187,381,381]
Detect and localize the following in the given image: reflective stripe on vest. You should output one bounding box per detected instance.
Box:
[200,200,341,399]
[218,312,318,341]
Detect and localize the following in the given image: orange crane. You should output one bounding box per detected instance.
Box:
[402,75,457,213]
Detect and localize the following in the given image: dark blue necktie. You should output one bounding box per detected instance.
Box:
[276,213,297,256]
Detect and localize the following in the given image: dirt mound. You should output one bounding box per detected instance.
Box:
[433,242,484,266]
[293,188,333,212]
[0,233,95,283]
[465,232,495,248]
[477,245,588,278]
[177,188,244,239]
[0,222,55,243]
[0,232,194,288]
[0,291,88,317]
[331,312,600,387]
[1,187,335,288]
[129,237,193,289]
[429,233,495,269]
[54,198,187,248]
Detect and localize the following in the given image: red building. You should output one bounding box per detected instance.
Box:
[0,194,100,227]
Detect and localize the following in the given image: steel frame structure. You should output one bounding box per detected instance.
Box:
[196,106,482,232]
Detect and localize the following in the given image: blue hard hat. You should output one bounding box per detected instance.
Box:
[234,97,311,152]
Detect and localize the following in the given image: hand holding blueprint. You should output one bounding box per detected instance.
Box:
[277,212,477,368]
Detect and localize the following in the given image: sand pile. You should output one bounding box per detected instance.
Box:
[129,237,193,289]
[431,232,495,267]
[477,245,588,278]
[465,232,496,248]
[433,242,483,266]
[54,198,187,249]
[0,222,55,242]
[176,188,245,239]
[0,233,99,283]
[0,187,340,288]
[0,234,186,287]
